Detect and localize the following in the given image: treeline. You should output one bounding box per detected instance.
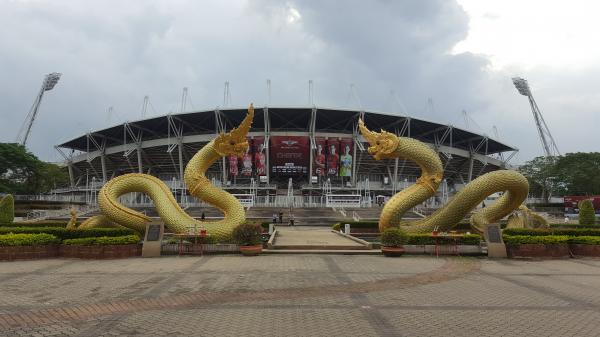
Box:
[0,143,68,194]
[519,152,600,199]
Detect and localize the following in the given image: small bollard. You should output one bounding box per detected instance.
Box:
[344,223,351,234]
[269,223,275,235]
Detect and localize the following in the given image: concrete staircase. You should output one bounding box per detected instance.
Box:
[267,226,372,252]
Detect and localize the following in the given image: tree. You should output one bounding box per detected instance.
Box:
[553,152,600,195]
[0,143,68,194]
[518,156,560,202]
[579,200,596,225]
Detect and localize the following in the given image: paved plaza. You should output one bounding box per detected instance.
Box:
[2,255,600,336]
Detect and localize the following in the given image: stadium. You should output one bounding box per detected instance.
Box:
[55,106,517,209]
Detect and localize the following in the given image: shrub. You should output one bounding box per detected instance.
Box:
[2,220,78,228]
[0,194,14,224]
[567,236,600,245]
[62,235,140,246]
[403,233,481,245]
[380,228,408,247]
[0,227,135,240]
[579,200,596,225]
[231,223,262,246]
[549,223,600,229]
[0,233,60,246]
[503,235,569,245]
[502,228,600,237]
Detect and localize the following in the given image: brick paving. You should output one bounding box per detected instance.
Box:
[1,256,600,336]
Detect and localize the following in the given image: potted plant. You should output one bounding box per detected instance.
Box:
[232,223,263,256]
[380,227,408,257]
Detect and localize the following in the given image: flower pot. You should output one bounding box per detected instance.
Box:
[381,246,405,257]
[239,245,262,256]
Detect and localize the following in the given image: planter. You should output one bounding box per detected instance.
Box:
[0,245,59,261]
[506,244,569,258]
[59,244,141,259]
[239,245,262,256]
[570,244,600,256]
[381,246,405,257]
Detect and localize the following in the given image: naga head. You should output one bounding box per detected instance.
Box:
[214,104,254,157]
[358,118,399,160]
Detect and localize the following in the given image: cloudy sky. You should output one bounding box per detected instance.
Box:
[0,0,598,163]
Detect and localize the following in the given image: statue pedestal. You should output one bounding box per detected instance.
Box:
[484,224,507,258]
[142,223,164,258]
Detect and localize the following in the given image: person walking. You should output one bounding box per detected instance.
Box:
[278,210,283,224]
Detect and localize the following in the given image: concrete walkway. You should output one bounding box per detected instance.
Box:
[271,226,369,250]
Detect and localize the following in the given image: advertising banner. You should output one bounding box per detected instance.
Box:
[228,155,239,177]
[314,137,327,177]
[241,137,253,176]
[339,138,353,177]
[270,136,309,175]
[254,136,267,176]
[326,138,340,176]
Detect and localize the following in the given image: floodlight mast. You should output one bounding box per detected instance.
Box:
[512,77,560,158]
[16,72,62,146]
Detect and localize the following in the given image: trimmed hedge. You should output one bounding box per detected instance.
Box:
[0,220,78,228]
[404,234,481,245]
[567,236,600,245]
[503,235,570,245]
[0,227,135,240]
[549,223,600,229]
[503,228,600,237]
[0,233,60,246]
[63,235,141,246]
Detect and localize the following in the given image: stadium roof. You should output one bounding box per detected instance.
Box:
[57,106,517,155]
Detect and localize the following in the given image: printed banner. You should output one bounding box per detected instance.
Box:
[241,137,253,176]
[270,136,309,175]
[314,137,327,177]
[228,155,239,177]
[254,136,267,176]
[326,139,340,176]
[339,138,353,177]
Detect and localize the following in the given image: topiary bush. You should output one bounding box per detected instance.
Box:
[0,194,15,224]
[503,228,600,237]
[404,234,481,245]
[0,233,60,246]
[231,223,263,246]
[62,235,140,246]
[380,228,408,247]
[579,200,596,225]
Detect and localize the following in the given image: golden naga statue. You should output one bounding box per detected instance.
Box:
[358,119,547,234]
[80,104,255,239]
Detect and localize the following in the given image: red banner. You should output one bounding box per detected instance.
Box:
[326,139,340,176]
[314,137,327,177]
[254,137,267,176]
[270,136,309,175]
[339,138,353,177]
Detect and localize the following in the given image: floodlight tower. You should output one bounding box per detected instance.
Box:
[16,72,62,146]
[512,77,560,157]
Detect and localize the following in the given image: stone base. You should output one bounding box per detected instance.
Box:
[487,243,507,258]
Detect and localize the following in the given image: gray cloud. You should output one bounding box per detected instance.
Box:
[0,0,595,162]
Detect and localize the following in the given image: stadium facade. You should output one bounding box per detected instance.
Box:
[55,106,518,207]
